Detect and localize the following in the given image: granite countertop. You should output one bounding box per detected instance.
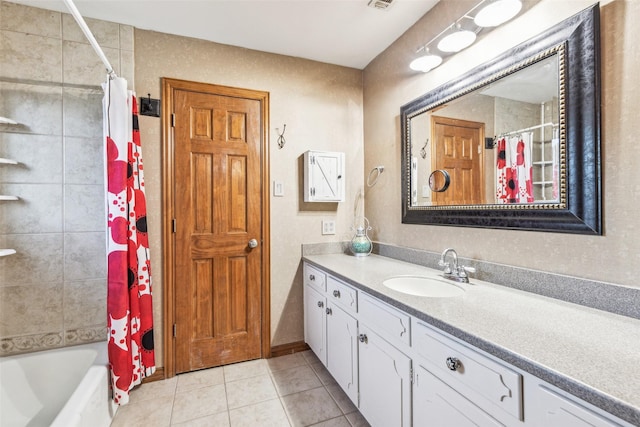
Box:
[303,253,640,426]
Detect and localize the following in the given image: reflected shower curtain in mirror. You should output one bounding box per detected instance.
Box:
[495,132,534,204]
[104,76,156,405]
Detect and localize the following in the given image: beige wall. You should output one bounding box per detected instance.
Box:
[134,30,364,365]
[363,0,639,287]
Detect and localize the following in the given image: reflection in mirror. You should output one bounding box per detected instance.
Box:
[410,54,559,207]
[428,170,451,193]
[400,5,601,234]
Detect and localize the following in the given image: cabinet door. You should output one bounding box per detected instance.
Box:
[414,364,506,427]
[304,284,326,365]
[358,324,411,427]
[303,151,345,202]
[326,302,358,405]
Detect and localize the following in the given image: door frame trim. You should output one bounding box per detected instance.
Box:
[161,77,271,378]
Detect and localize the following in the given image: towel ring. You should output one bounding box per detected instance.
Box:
[367,166,385,187]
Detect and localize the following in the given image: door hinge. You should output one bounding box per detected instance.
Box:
[410,366,414,384]
[173,323,177,337]
[172,218,176,233]
[171,113,176,127]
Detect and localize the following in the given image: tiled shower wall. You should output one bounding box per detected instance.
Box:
[0,1,133,355]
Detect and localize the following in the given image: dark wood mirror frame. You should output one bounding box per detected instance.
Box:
[400,4,601,234]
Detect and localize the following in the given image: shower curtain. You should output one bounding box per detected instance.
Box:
[104,76,155,405]
[495,132,534,204]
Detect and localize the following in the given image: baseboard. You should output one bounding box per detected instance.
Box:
[270,341,310,358]
[142,367,165,383]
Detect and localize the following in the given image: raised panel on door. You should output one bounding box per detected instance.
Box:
[358,325,411,427]
[326,302,358,405]
[414,364,505,427]
[304,284,326,365]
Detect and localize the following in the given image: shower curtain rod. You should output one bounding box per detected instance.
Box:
[63,0,117,79]
[495,122,558,139]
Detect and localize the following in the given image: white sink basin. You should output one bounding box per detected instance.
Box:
[382,276,465,298]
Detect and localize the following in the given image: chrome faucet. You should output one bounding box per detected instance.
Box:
[438,248,475,283]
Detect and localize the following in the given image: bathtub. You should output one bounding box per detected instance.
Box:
[0,341,117,427]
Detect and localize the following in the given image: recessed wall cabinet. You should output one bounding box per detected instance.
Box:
[303,150,345,202]
[302,262,634,427]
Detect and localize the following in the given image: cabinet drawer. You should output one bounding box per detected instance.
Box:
[532,385,627,427]
[304,263,326,292]
[413,321,523,422]
[327,276,357,314]
[359,293,410,347]
[414,364,506,427]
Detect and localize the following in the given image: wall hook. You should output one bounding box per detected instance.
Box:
[420,139,429,159]
[276,124,287,149]
[140,93,161,117]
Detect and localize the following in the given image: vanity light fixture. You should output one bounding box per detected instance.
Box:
[409,48,443,72]
[474,0,523,27]
[409,0,523,73]
[437,24,477,53]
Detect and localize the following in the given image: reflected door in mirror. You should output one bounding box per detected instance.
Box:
[432,116,485,205]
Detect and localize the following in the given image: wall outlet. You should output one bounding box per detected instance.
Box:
[322,220,336,235]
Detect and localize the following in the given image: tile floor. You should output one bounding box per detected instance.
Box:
[111,350,371,427]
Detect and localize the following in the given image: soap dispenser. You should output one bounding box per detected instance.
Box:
[350,216,372,257]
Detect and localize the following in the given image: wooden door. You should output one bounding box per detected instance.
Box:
[431,116,485,205]
[163,79,270,374]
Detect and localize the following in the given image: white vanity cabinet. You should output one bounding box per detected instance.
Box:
[302,261,635,427]
[414,364,506,427]
[303,264,327,364]
[326,300,358,403]
[358,324,412,427]
[528,384,629,427]
[412,321,523,426]
[303,267,359,404]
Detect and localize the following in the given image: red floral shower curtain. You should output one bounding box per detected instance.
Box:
[495,132,534,204]
[104,77,155,405]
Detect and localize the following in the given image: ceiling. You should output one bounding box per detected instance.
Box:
[9,0,439,69]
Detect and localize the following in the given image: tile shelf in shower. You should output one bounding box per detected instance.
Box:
[0,116,18,125]
[0,154,19,256]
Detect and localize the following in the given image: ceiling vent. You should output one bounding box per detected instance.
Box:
[367,0,396,11]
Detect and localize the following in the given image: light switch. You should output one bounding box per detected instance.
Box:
[273,181,284,197]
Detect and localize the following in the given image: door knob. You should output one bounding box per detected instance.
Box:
[248,239,258,248]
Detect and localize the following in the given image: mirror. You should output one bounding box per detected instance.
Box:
[401,5,601,234]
